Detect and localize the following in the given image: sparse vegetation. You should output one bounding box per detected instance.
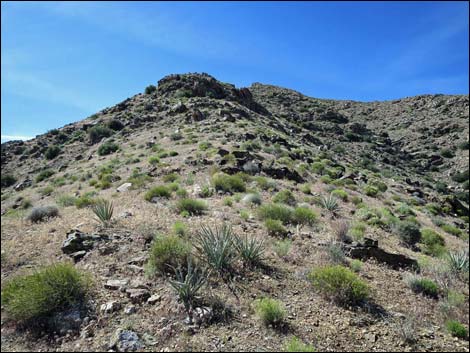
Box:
[212,173,246,193]
[405,275,439,298]
[308,265,369,305]
[26,205,59,223]
[97,141,119,155]
[1,263,90,324]
[147,235,190,275]
[176,198,207,215]
[253,297,286,326]
[91,199,114,225]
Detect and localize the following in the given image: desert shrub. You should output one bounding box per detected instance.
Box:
[1,174,17,187]
[194,224,237,274]
[265,219,289,237]
[57,195,77,207]
[308,265,369,305]
[364,185,379,197]
[234,234,265,267]
[173,221,188,237]
[441,224,464,237]
[145,84,156,94]
[212,173,246,194]
[199,184,214,198]
[44,146,61,160]
[458,141,470,150]
[223,197,233,207]
[26,206,59,223]
[368,179,388,192]
[350,259,363,273]
[255,176,277,191]
[420,229,446,257]
[144,185,172,201]
[148,156,160,166]
[147,235,190,275]
[273,189,296,206]
[274,239,292,257]
[253,298,286,326]
[425,203,442,215]
[441,148,455,158]
[239,209,250,221]
[176,188,188,198]
[242,193,262,206]
[395,220,421,246]
[106,119,124,131]
[88,125,113,144]
[176,198,207,216]
[258,203,294,225]
[331,189,348,201]
[405,275,439,298]
[74,195,96,209]
[1,263,90,324]
[350,222,366,240]
[91,199,113,225]
[445,320,468,339]
[198,141,212,151]
[326,241,346,264]
[452,170,469,183]
[332,220,350,242]
[163,173,179,183]
[395,203,415,216]
[293,207,318,226]
[97,141,119,156]
[35,169,55,183]
[39,185,54,196]
[284,337,315,352]
[300,184,311,194]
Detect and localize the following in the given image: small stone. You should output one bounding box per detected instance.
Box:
[109,329,143,352]
[124,305,137,315]
[100,301,121,314]
[147,295,162,305]
[365,333,377,343]
[105,279,129,290]
[126,288,150,303]
[116,183,132,193]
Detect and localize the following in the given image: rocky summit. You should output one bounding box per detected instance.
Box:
[1,73,469,352]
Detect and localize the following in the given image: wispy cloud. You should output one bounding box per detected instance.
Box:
[1,135,34,142]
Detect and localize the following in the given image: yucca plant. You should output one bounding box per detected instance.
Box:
[169,259,208,315]
[91,199,114,225]
[194,224,238,275]
[234,234,265,268]
[447,250,469,275]
[320,195,340,213]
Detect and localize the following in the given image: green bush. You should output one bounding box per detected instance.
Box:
[273,189,296,206]
[284,337,315,352]
[74,195,96,209]
[350,259,363,273]
[212,173,246,194]
[36,169,55,183]
[88,125,113,144]
[395,220,421,246]
[265,219,289,237]
[445,320,468,339]
[274,239,292,257]
[308,265,369,305]
[176,198,207,216]
[258,203,294,225]
[148,156,160,166]
[147,235,190,275]
[253,298,286,326]
[405,275,439,298]
[145,185,172,201]
[331,189,348,201]
[26,206,59,223]
[350,222,366,240]
[97,141,119,156]
[452,170,469,183]
[57,195,77,207]
[255,176,277,191]
[441,148,455,158]
[1,174,17,187]
[368,179,388,192]
[1,263,90,324]
[364,185,379,197]
[106,119,124,131]
[163,173,179,183]
[45,146,61,160]
[145,84,157,94]
[173,221,188,237]
[441,224,464,237]
[420,229,446,257]
[242,193,262,206]
[293,207,318,226]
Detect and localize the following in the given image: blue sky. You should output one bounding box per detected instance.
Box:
[1,1,468,142]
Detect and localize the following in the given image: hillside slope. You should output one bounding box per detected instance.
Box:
[1,73,469,352]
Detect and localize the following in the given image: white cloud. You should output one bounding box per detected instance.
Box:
[1,135,33,142]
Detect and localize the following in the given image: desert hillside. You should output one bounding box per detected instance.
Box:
[1,73,469,352]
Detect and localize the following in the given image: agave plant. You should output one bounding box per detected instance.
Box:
[169,259,208,314]
[447,250,469,275]
[194,224,238,275]
[91,199,114,225]
[320,195,340,213]
[234,233,265,268]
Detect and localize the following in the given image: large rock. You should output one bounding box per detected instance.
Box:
[61,229,106,255]
[109,329,144,352]
[344,238,418,270]
[263,165,305,183]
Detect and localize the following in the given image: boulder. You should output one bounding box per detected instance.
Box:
[109,329,144,352]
